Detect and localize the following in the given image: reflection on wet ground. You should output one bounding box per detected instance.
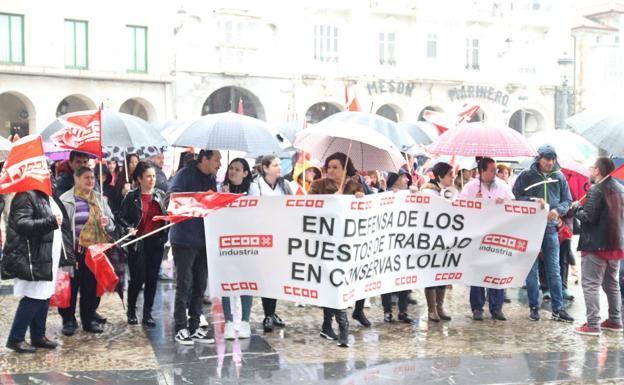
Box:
[1,282,624,384]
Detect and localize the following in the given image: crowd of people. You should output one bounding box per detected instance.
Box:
[1,142,623,352]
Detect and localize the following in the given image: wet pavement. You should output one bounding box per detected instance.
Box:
[1,280,624,385]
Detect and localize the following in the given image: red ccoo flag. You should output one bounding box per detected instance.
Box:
[154,191,242,223]
[52,109,102,158]
[611,164,624,180]
[0,135,52,196]
[85,243,119,297]
[345,86,362,112]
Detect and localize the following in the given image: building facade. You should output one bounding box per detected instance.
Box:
[1,0,575,140]
[0,0,175,137]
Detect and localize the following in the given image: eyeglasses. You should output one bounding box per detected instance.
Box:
[589,166,597,170]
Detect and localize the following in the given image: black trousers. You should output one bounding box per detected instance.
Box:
[262,297,277,317]
[172,245,207,333]
[58,250,100,326]
[381,291,409,313]
[127,237,165,315]
[9,297,49,343]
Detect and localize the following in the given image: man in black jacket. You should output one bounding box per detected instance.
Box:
[572,157,624,336]
[55,151,90,197]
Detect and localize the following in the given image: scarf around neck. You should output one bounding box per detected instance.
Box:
[74,188,112,247]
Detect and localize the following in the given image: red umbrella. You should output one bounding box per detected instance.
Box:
[428,122,536,158]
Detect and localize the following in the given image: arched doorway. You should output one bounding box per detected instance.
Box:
[201,86,266,121]
[509,109,545,135]
[0,91,36,138]
[56,94,96,117]
[305,102,342,124]
[120,97,157,122]
[469,108,487,122]
[417,105,444,121]
[376,104,401,122]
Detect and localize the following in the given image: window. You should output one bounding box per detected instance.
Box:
[465,38,480,70]
[314,24,338,63]
[127,25,147,72]
[0,13,24,64]
[427,33,437,59]
[65,19,88,69]
[379,32,396,65]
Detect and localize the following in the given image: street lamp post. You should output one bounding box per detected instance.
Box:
[556,55,575,130]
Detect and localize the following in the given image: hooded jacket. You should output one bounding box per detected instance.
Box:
[512,160,572,231]
[1,191,75,281]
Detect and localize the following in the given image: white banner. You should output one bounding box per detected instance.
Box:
[205,191,547,308]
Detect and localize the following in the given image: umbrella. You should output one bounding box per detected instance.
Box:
[566,110,624,156]
[398,121,438,145]
[172,112,289,156]
[528,129,597,163]
[41,110,168,150]
[0,136,12,161]
[294,122,405,172]
[559,158,590,177]
[321,111,416,152]
[277,122,304,145]
[428,122,536,158]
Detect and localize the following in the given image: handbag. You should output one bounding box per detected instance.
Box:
[49,270,71,308]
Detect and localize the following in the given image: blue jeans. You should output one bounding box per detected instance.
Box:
[470,287,504,313]
[222,296,253,322]
[8,297,50,343]
[526,231,563,311]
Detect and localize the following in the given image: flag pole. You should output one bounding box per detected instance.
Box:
[98,105,105,209]
[338,141,353,194]
[121,222,176,248]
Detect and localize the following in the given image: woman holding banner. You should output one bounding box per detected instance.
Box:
[2,190,74,353]
[380,168,416,324]
[219,158,254,339]
[119,161,168,327]
[249,155,293,333]
[420,162,454,323]
[309,152,366,347]
[58,166,116,335]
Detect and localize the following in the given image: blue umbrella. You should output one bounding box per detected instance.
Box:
[566,110,624,156]
[321,111,416,152]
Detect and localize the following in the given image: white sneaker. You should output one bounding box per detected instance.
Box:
[191,328,215,344]
[238,321,251,339]
[199,314,209,328]
[224,322,236,340]
[175,328,193,346]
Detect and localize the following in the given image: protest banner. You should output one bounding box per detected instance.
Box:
[205,191,546,308]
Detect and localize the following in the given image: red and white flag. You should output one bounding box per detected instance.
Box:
[0,135,52,196]
[51,109,102,158]
[155,191,242,223]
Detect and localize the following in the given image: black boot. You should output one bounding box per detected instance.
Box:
[263,316,274,332]
[336,310,350,347]
[142,311,156,327]
[127,307,138,325]
[320,308,338,340]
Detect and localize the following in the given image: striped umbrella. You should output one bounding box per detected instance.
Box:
[428,122,536,158]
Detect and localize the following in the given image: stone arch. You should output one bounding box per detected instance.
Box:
[509,108,546,135]
[119,97,157,122]
[0,91,36,137]
[305,102,343,124]
[375,104,402,122]
[201,86,266,121]
[56,94,97,117]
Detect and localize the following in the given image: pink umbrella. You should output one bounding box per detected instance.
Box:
[428,122,536,158]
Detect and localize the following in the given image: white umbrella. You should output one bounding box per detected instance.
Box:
[528,129,597,163]
[293,122,405,172]
[0,136,12,161]
[172,112,289,157]
[321,111,417,152]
